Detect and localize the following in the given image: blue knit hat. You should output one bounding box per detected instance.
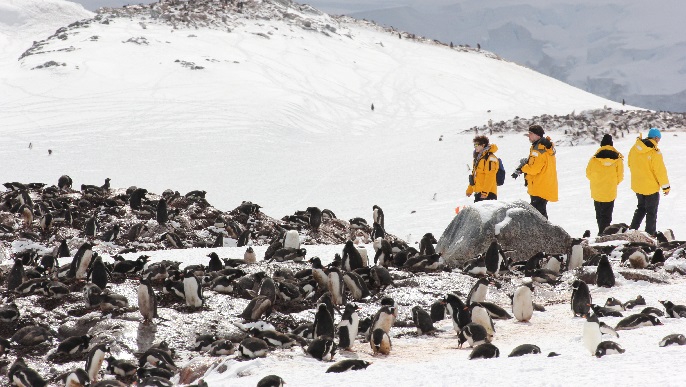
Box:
[647,128,662,139]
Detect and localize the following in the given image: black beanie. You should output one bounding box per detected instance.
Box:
[529,124,544,137]
[600,134,613,147]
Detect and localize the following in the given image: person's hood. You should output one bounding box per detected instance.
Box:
[632,136,658,154]
[594,145,622,162]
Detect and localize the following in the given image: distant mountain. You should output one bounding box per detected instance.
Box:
[349,0,686,112]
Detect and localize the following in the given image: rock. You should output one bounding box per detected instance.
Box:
[436,200,571,267]
[178,357,222,385]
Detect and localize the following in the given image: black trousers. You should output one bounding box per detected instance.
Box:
[594,200,615,235]
[630,192,660,235]
[474,192,497,203]
[530,196,548,219]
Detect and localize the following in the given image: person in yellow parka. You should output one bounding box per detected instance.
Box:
[628,128,670,236]
[466,135,499,202]
[511,124,558,219]
[586,134,624,235]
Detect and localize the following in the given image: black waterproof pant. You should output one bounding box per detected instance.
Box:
[530,195,548,219]
[630,192,660,235]
[474,193,497,203]
[594,200,615,235]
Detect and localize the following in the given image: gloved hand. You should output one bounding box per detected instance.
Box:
[511,169,522,179]
[519,158,528,165]
[540,137,552,149]
[663,186,671,196]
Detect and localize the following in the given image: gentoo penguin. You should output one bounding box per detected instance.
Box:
[183,269,203,308]
[241,296,272,321]
[106,356,137,377]
[238,337,269,358]
[659,334,686,347]
[209,339,236,356]
[463,254,487,276]
[371,223,385,241]
[469,343,500,359]
[596,255,615,287]
[594,341,625,357]
[479,302,513,320]
[85,344,110,381]
[88,255,109,290]
[326,359,372,373]
[237,229,252,248]
[84,216,97,238]
[508,344,542,357]
[466,278,493,305]
[356,245,369,267]
[605,297,626,312]
[244,247,257,264]
[251,329,295,348]
[11,325,52,346]
[0,303,20,322]
[583,314,602,355]
[640,306,664,317]
[341,241,364,271]
[6,258,25,291]
[83,283,103,308]
[69,242,94,280]
[430,300,446,322]
[257,375,285,387]
[306,336,337,361]
[138,375,174,387]
[484,240,507,276]
[39,213,53,232]
[337,304,360,350]
[343,271,369,301]
[127,223,146,242]
[100,224,120,242]
[568,238,584,270]
[458,323,488,348]
[651,248,665,265]
[370,265,393,291]
[418,233,437,255]
[599,322,619,338]
[571,280,592,317]
[372,205,384,229]
[659,300,686,318]
[138,274,158,324]
[100,290,129,311]
[306,207,322,231]
[411,306,436,335]
[623,295,646,309]
[615,313,663,330]
[129,188,148,210]
[57,335,91,355]
[512,282,534,322]
[313,303,335,339]
[623,247,649,269]
[19,203,33,228]
[309,257,329,288]
[63,368,89,387]
[57,239,71,258]
[10,360,46,387]
[327,267,345,306]
[138,347,176,370]
[544,255,564,274]
[602,223,629,235]
[470,303,495,339]
[591,304,623,318]
[443,293,471,333]
[194,335,220,352]
[282,229,300,250]
[370,328,392,355]
[206,252,223,273]
[58,175,73,190]
[156,198,168,225]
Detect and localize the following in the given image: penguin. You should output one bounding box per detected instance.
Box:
[582,314,602,355]
[605,297,625,312]
[443,293,471,333]
[210,276,234,294]
[137,365,175,381]
[100,224,120,242]
[10,361,46,387]
[83,283,103,308]
[0,302,20,322]
[156,198,168,225]
[469,343,500,359]
[373,239,393,266]
[237,337,269,358]
[244,246,256,264]
[129,188,148,210]
[85,344,110,381]
[508,344,541,357]
[112,255,149,274]
[343,271,370,301]
[599,322,619,338]
[39,213,53,232]
[194,334,220,352]
[14,278,48,296]
[241,296,272,321]
[322,209,336,219]
[88,255,110,290]
[138,347,176,370]
[370,265,393,291]
[462,254,487,276]
[371,223,385,241]
[418,233,437,255]
[591,304,623,318]
[412,305,436,335]
[466,278,493,305]
[341,241,364,271]
[327,267,345,306]
[11,325,52,346]
[484,240,506,276]
[306,207,322,231]
[372,205,384,229]
[57,239,71,258]
[512,282,534,322]
[651,248,665,265]
[337,304,360,350]
[19,203,33,228]
[430,300,446,322]
[479,302,512,320]
[276,281,301,302]
[306,336,337,361]
[313,303,335,339]
[58,175,73,190]
[615,313,662,330]
[100,290,129,311]
[659,300,686,318]
[209,339,236,356]
[57,335,91,355]
[393,247,419,267]
[258,276,277,304]
[602,223,629,235]
[640,306,664,317]
[309,257,329,288]
[138,274,158,324]
[257,375,285,387]
[207,252,223,272]
[282,229,300,249]
[596,255,615,287]
[370,328,391,355]
[623,295,646,309]
[69,242,94,280]
[237,229,252,248]
[623,248,649,269]
[659,334,686,347]
[470,303,495,339]
[127,222,147,241]
[251,329,295,348]
[84,216,97,238]
[571,280,592,317]
[404,253,443,271]
[63,368,89,387]
[6,258,26,291]
[458,323,488,348]
[106,356,137,377]
[594,341,625,357]
[326,359,372,373]
[183,269,204,308]
[369,305,396,339]
[568,238,584,270]
[544,254,564,274]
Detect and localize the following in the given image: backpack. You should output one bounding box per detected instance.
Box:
[495,158,506,186]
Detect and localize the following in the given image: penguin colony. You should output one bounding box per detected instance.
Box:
[0,180,685,385]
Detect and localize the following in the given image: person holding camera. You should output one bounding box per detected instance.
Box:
[466,135,499,202]
[511,124,558,218]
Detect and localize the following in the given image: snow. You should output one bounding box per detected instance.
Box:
[1,0,685,386]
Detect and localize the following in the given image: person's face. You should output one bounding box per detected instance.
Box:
[474,143,484,152]
[528,132,540,143]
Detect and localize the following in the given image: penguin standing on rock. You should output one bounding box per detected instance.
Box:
[512,282,534,322]
[466,278,493,305]
[571,280,592,317]
[484,240,506,276]
[69,242,94,280]
[411,306,436,335]
[596,255,615,287]
[6,258,26,291]
[313,303,335,339]
[372,205,384,229]
[418,233,437,255]
[306,207,322,231]
[327,267,345,306]
[244,247,256,264]
[138,274,158,324]
[443,293,471,333]
[156,198,168,225]
[87,255,109,290]
[85,344,110,382]
[337,304,360,350]
[183,269,204,308]
[341,241,364,271]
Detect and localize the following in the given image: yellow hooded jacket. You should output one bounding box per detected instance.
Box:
[521,138,558,202]
[586,145,624,202]
[466,144,499,197]
[628,137,669,195]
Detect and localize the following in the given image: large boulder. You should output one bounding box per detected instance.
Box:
[436,200,571,267]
